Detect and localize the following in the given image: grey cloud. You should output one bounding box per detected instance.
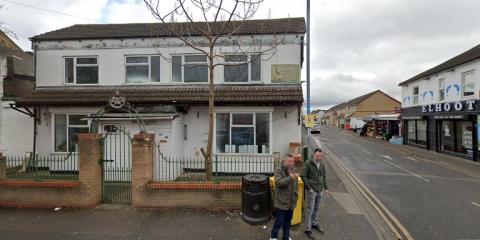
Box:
[307,0,480,110]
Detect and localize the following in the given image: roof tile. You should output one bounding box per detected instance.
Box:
[15,84,303,107]
[31,18,306,41]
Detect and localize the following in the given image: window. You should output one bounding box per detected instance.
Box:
[215,112,271,154]
[125,56,160,83]
[439,120,473,156]
[413,86,419,104]
[440,121,455,152]
[224,54,261,82]
[456,121,473,156]
[407,120,416,144]
[54,114,89,152]
[462,70,475,97]
[439,78,445,101]
[172,55,208,83]
[406,120,427,146]
[64,57,98,84]
[416,120,427,145]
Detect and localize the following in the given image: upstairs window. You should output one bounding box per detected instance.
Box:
[172,55,208,83]
[462,70,475,97]
[125,55,161,83]
[439,78,445,101]
[413,86,419,104]
[224,54,261,82]
[64,57,98,84]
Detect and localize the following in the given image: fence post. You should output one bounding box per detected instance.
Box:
[77,133,103,207]
[0,153,5,180]
[131,133,155,208]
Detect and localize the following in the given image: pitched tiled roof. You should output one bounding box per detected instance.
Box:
[31,18,306,42]
[15,84,303,107]
[326,90,399,111]
[346,90,381,106]
[399,43,480,86]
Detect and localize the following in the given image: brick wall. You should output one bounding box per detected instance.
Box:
[0,134,102,208]
[131,133,242,209]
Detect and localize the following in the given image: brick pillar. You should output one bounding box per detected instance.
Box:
[131,133,155,208]
[77,133,103,207]
[0,153,5,180]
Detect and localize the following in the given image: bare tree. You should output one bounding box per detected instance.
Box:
[143,0,281,180]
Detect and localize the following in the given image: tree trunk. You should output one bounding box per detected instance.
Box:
[205,47,215,181]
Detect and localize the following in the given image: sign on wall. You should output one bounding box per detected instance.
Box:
[422,100,476,113]
[271,64,301,83]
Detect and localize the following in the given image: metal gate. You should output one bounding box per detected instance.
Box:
[101,125,132,204]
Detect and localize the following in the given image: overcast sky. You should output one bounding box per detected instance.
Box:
[2,0,480,109]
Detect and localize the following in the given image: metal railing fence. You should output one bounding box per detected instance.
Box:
[154,153,280,182]
[2,153,79,181]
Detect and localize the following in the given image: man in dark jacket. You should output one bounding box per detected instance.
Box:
[301,148,329,240]
[270,154,298,240]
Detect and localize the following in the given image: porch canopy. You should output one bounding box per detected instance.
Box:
[14,84,304,107]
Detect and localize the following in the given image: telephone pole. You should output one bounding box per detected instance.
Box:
[306,0,311,115]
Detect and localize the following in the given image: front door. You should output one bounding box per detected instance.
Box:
[101,123,132,205]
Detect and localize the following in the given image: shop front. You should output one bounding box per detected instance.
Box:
[401,100,479,162]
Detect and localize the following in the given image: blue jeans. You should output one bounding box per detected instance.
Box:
[304,190,322,231]
[271,209,294,240]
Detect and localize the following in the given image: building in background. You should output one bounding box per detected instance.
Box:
[0,31,35,155]
[311,109,325,123]
[322,90,401,131]
[399,44,480,162]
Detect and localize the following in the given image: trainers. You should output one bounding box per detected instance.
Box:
[312,224,325,233]
[304,231,316,240]
[269,238,277,240]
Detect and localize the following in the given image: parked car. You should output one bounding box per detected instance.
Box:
[310,124,321,134]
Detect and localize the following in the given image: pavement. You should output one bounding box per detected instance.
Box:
[0,129,381,240]
[316,126,480,240]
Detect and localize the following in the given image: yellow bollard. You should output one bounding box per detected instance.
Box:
[269,176,304,225]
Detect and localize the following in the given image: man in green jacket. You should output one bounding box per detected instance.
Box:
[270,154,298,240]
[301,148,329,240]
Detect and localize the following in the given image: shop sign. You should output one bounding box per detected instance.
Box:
[401,116,423,120]
[422,100,475,113]
[432,115,465,120]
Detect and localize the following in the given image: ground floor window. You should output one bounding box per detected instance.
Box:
[215,112,271,154]
[439,120,473,156]
[54,114,89,152]
[405,120,427,146]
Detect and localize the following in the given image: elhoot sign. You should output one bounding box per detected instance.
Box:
[422,100,476,113]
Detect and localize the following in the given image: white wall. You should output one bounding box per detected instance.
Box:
[35,105,301,159]
[0,101,34,155]
[401,59,480,107]
[182,106,210,158]
[35,35,303,87]
[272,106,302,157]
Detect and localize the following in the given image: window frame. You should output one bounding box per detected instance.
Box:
[51,113,90,153]
[461,70,475,98]
[223,54,262,83]
[124,55,161,84]
[63,56,99,85]
[412,86,419,104]
[214,111,272,154]
[171,54,209,83]
[438,78,445,101]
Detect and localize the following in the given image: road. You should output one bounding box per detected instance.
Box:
[314,127,480,240]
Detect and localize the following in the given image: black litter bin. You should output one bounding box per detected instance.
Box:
[241,174,272,225]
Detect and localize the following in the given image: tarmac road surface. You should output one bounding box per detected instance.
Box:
[315,127,480,240]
